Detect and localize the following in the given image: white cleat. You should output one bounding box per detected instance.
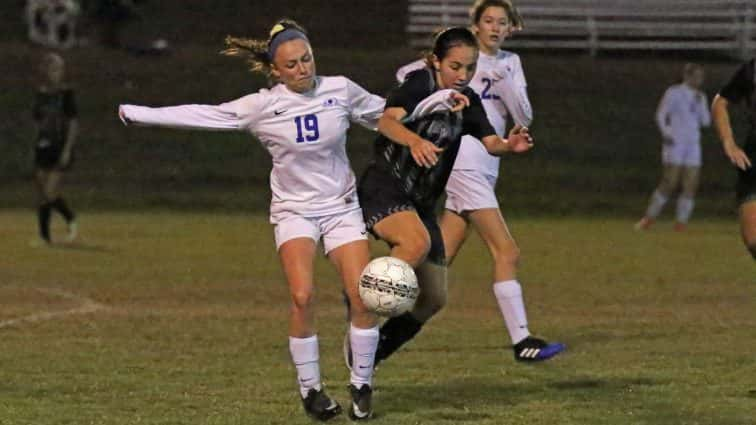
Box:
[66,220,78,242]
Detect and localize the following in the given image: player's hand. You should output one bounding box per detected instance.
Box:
[118,106,132,125]
[449,92,470,113]
[506,125,534,153]
[409,138,443,168]
[724,141,752,170]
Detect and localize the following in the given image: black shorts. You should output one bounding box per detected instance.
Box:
[736,166,756,205]
[358,165,446,265]
[34,145,63,170]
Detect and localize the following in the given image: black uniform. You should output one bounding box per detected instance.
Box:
[358,68,496,265]
[718,59,756,205]
[33,88,77,170]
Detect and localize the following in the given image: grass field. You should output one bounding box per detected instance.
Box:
[1,210,754,424]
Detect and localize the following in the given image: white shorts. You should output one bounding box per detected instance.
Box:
[273,208,368,254]
[444,169,499,214]
[662,142,701,167]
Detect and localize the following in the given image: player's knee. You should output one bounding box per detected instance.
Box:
[397,235,430,267]
[491,244,520,270]
[289,288,314,311]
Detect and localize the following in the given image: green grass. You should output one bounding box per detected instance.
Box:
[1,211,754,424]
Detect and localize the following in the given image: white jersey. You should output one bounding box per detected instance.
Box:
[655,83,711,145]
[120,76,384,222]
[396,50,532,177]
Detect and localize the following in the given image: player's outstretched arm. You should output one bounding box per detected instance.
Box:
[118,103,244,132]
[712,94,752,170]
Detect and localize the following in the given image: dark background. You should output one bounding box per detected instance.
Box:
[1,0,750,217]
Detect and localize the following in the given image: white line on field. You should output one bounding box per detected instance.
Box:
[0,287,109,329]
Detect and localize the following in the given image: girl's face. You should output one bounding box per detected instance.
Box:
[686,69,705,89]
[433,44,478,91]
[473,6,514,54]
[271,39,316,93]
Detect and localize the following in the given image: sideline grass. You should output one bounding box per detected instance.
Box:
[1,210,754,424]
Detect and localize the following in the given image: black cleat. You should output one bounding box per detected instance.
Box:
[348,384,373,421]
[513,336,566,362]
[301,388,342,421]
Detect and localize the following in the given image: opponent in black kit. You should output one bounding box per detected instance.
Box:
[354,27,533,366]
[33,53,79,245]
[712,58,756,260]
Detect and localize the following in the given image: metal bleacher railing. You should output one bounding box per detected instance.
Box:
[408,0,756,58]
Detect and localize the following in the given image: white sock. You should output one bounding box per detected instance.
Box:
[349,324,379,388]
[676,196,695,223]
[493,280,530,344]
[646,190,668,218]
[289,335,321,398]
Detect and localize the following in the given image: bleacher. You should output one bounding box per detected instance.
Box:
[408,0,756,58]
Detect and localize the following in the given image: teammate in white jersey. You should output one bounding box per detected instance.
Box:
[394,0,564,363]
[636,63,711,232]
[118,20,382,421]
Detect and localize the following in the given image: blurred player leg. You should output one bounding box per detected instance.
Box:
[675,166,700,231]
[280,237,341,420]
[636,164,682,230]
[468,208,565,362]
[327,238,376,420]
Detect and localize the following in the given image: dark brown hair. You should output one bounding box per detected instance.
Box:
[470,0,523,30]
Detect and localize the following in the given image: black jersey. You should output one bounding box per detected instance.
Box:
[33,88,77,149]
[719,59,756,157]
[371,68,496,210]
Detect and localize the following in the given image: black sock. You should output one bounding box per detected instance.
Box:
[375,312,424,365]
[37,203,52,242]
[50,198,75,223]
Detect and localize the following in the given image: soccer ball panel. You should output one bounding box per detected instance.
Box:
[359,256,419,317]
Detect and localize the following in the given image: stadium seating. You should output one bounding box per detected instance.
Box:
[407,0,756,58]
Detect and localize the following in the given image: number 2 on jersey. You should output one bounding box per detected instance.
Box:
[295,114,320,143]
[481,78,500,100]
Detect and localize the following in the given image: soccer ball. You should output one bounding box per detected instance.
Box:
[358,256,419,317]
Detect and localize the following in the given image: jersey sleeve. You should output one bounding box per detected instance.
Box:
[462,89,496,140]
[385,69,433,116]
[395,59,426,84]
[719,60,754,105]
[403,89,458,122]
[119,93,263,131]
[345,78,385,131]
[492,55,533,126]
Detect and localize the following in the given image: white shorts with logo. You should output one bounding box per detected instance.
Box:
[273,208,368,254]
[444,169,500,214]
[662,142,701,167]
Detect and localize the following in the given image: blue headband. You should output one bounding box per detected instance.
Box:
[268,28,309,60]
